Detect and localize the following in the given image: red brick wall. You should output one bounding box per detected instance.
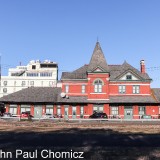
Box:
[87,73,109,99]
[109,82,151,95]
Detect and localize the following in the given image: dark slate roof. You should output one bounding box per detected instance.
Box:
[152,88,160,102]
[87,95,157,104]
[57,96,87,103]
[110,61,151,81]
[61,43,151,81]
[61,62,151,81]
[0,87,61,103]
[87,42,109,72]
[109,95,156,103]
[61,65,88,80]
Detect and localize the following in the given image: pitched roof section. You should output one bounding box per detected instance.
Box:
[61,43,151,81]
[152,88,160,102]
[87,42,109,72]
[0,87,61,103]
[109,61,151,81]
[61,65,88,80]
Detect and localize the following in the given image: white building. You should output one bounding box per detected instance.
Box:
[0,60,58,97]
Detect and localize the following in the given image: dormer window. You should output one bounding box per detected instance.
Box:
[94,79,103,93]
[126,75,132,80]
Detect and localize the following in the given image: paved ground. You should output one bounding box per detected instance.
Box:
[0,121,160,160]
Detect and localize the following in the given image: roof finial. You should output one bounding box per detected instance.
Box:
[97,36,99,42]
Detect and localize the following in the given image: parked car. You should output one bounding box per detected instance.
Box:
[2,112,12,117]
[21,112,33,118]
[89,112,108,119]
[42,113,55,119]
[54,114,63,118]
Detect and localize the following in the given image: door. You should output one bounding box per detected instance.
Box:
[64,105,69,119]
[72,106,76,119]
[34,106,42,118]
[124,107,133,119]
[80,106,84,118]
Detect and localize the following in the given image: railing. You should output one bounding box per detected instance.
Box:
[1,116,160,123]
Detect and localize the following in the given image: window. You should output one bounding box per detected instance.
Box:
[27,73,39,77]
[9,105,17,115]
[57,105,61,115]
[119,85,126,94]
[3,81,7,86]
[82,85,85,93]
[126,75,132,80]
[133,85,140,94]
[21,105,30,113]
[46,105,53,114]
[30,81,34,86]
[65,85,69,93]
[94,79,103,93]
[40,72,52,77]
[49,81,54,87]
[93,105,103,113]
[139,106,146,115]
[32,65,36,69]
[111,107,119,115]
[72,106,76,116]
[22,81,26,86]
[80,106,84,118]
[3,88,7,93]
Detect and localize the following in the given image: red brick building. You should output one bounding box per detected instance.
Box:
[1,42,160,119]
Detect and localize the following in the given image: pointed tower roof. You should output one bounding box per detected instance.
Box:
[87,42,109,72]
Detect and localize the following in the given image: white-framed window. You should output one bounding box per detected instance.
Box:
[9,105,17,115]
[94,79,103,93]
[22,81,26,86]
[65,85,69,93]
[111,107,119,115]
[57,105,61,115]
[46,105,53,114]
[119,85,126,94]
[139,106,146,115]
[21,105,31,113]
[93,105,103,113]
[3,88,7,93]
[82,85,86,93]
[30,81,34,86]
[133,85,140,94]
[72,106,76,116]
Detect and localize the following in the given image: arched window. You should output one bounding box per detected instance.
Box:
[94,79,103,93]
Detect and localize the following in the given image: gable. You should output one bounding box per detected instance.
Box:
[118,72,141,81]
[93,67,104,72]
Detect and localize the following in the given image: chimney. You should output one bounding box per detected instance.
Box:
[140,60,146,73]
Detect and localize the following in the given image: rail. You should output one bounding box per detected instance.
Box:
[1,116,160,123]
